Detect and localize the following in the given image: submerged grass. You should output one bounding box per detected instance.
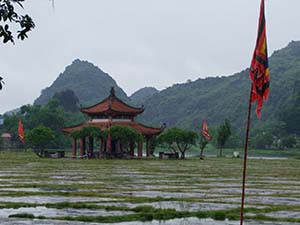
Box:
[1,151,300,223]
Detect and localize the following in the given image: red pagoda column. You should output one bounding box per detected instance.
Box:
[72,138,77,159]
[88,136,94,158]
[120,142,124,155]
[80,137,86,157]
[99,137,103,158]
[129,142,135,156]
[116,140,121,154]
[138,141,143,158]
[146,138,151,158]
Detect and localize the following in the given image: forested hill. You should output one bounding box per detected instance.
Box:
[34,59,129,106]
[130,87,159,106]
[140,41,300,135]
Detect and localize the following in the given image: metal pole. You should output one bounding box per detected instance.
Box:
[240,85,253,225]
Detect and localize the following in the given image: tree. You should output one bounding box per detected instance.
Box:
[53,90,79,112]
[0,0,35,91]
[0,0,35,44]
[70,130,82,140]
[26,125,55,157]
[199,135,208,159]
[278,89,300,135]
[280,135,297,149]
[217,119,231,157]
[107,126,143,152]
[149,136,159,156]
[251,132,274,149]
[158,127,198,159]
[81,126,102,139]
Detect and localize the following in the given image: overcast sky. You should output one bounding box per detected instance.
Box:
[1,0,300,114]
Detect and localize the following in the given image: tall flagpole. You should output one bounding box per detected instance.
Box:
[240,85,253,225]
[241,0,269,223]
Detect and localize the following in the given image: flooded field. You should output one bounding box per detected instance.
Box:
[0,152,299,224]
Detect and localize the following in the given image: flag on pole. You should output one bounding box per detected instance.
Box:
[18,119,25,144]
[249,0,269,119]
[201,120,212,141]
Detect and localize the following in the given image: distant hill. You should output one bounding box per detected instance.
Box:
[130,87,159,106]
[34,59,129,106]
[32,41,300,138]
[140,41,300,136]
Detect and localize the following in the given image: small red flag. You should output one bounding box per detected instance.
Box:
[201,120,212,141]
[18,120,25,144]
[249,0,269,119]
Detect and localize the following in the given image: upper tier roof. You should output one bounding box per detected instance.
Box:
[80,87,144,115]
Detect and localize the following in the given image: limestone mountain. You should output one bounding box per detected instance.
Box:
[130,87,159,106]
[34,59,129,106]
[140,41,300,136]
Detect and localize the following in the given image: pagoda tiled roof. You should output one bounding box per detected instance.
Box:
[80,97,144,115]
[62,121,164,136]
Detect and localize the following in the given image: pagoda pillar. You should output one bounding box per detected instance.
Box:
[80,137,86,157]
[88,136,94,158]
[146,138,151,158]
[72,138,77,159]
[106,136,111,154]
[116,140,121,154]
[98,137,103,158]
[129,142,135,156]
[120,142,124,155]
[138,141,143,158]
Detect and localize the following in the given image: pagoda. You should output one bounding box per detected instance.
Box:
[62,87,164,158]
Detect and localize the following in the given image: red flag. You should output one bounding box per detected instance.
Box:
[18,120,25,144]
[201,120,212,141]
[249,0,269,119]
[106,118,112,152]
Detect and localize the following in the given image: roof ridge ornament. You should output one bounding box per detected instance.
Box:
[110,87,116,98]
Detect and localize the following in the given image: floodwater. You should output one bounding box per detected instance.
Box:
[0,196,118,204]
[98,201,240,211]
[0,218,298,225]
[0,156,299,225]
[0,206,133,218]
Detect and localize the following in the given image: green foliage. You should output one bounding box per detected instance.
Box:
[72,126,102,139]
[1,97,86,149]
[34,59,129,106]
[140,41,300,141]
[280,135,297,149]
[0,0,35,44]
[277,80,300,135]
[216,119,231,156]
[158,127,198,159]
[26,125,55,156]
[107,126,143,144]
[53,89,79,112]
[130,87,159,106]
[251,132,274,149]
[149,136,159,155]
[70,130,82,139]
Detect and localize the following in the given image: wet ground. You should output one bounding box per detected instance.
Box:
[0,218,299,225]
[0,153,299,224]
